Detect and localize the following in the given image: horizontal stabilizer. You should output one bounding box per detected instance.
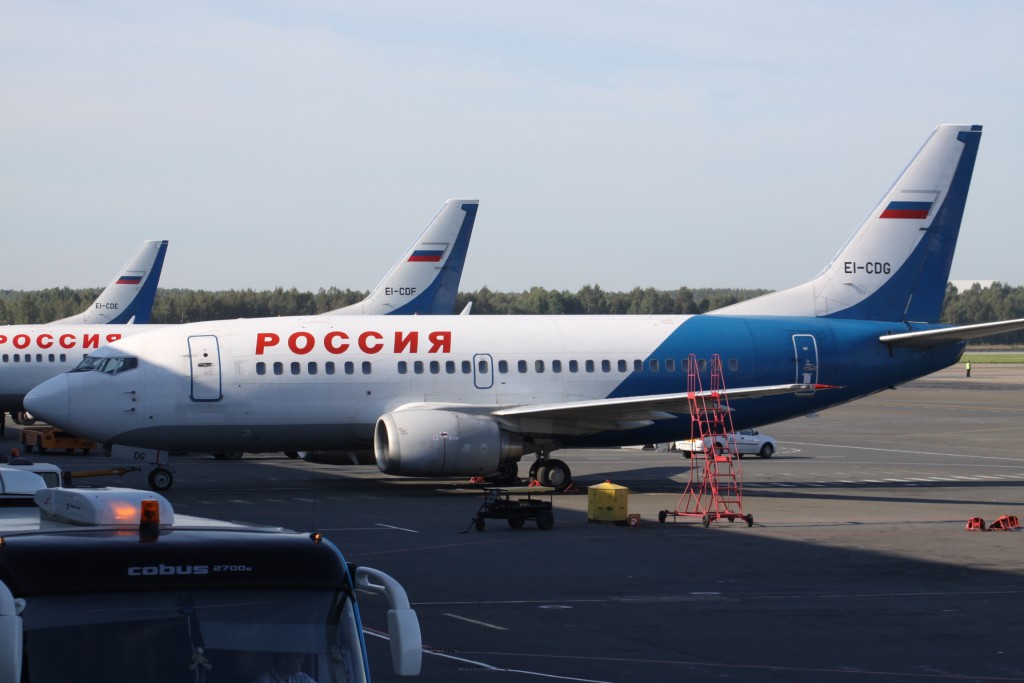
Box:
[880,318,1024,348]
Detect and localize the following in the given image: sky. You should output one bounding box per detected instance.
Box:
[2,1,1022,294]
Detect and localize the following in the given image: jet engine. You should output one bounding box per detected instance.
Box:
[374,410,525,477]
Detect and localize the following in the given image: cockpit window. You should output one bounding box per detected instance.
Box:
[70,356,138,375]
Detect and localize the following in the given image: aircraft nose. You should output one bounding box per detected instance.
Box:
[24,374,71,428]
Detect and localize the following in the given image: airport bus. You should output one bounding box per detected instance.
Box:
[0,479,421,682]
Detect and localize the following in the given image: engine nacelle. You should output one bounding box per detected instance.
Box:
[374,410,524,477]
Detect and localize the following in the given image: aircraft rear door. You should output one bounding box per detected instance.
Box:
[792,334,818,396]
[473,353,494,389]
[188,335,223,401]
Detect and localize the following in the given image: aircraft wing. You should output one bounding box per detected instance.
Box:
[880,318,1024,348]
[484,383,825,437]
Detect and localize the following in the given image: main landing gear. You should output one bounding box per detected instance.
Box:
[529,457,571,490]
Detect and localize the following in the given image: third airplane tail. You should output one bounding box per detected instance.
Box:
[713,124,983,324]
[52,239,169,325]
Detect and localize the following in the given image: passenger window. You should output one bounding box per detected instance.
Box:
[307,362,317,375]
[256,362,266,376]
[344,362,355,375]
[617,359,627,372]
[462,360,471,374]
[326,362,336,375]
[414,361,424,374]
[1,355,6,362]
[729,358,739,372]
[648,359,660,372]
[634,360,643,372]
[430,361,440,374]
[517,360,527,373]
[698,359,707,372]
[601,360,611,373]
[478,359,489,374]
[535,360,545,373]
[361,361,371,375]
[273,362,283,376]
[569,360,579,373]
[60,354,66,362]
[552,360,562,373]
[446,360,456,374]
[290,362,300,375]
[397,361,408,375]
[498,360,508,373]
[665,359,676,373]
[585,360,595,373]
[48,354,55,362]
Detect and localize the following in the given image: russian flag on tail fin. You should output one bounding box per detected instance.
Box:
[879,201,933,219]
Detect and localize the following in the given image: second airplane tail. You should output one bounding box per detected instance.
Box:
[328,199,479,316]
[713,124,982,324]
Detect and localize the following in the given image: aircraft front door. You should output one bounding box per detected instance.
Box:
[792,334,818,396]
[473,353,494,389]
[188,335,223,401]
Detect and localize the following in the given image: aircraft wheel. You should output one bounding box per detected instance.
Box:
[487,461,519,486]
[17,412,36,426]
[539,459,570,489]
[528,461,541,481]
[148,468,173,491]
[214,452,243,460]
[759,444,774,459]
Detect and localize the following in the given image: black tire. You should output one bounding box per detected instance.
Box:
[658,510,668,524]
[148,468,173,491]
[214,452,243,460]
[17,412,36,426]
[488,461,519,486]
[758,443,775,459]
[539,459,570,489]
[528,461,541,481]
[746,514,754,527]
[701,515,710,528]
[508,517,526,529]
[536,510,555,530]
[474,517,485,532]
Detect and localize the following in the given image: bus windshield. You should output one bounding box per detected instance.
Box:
[20,588,368,683]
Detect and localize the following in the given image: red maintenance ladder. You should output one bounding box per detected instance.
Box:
[658,353,753,528]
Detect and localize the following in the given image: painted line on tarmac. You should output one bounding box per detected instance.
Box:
[784,441,1024,462]
[363,630,614,683]
[443,613,508,631]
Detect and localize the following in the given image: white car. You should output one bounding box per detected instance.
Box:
[674,429,777,459]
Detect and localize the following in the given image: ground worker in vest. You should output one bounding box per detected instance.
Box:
[965,360,972,377]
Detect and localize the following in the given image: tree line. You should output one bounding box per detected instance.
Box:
[1,282,1020,343]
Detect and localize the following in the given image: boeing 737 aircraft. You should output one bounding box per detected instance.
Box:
[50,239,169,325]
[29,125,1024,490]
[2,200,477,417]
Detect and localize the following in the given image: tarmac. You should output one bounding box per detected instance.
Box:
[3,363,1023,682]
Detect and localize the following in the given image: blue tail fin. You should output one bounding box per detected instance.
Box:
[329,200,478,315]
[712,125,982,323]
[52,240,169,324]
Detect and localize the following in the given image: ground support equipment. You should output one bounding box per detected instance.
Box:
[465,486,555,532]
[659,353,753,528]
